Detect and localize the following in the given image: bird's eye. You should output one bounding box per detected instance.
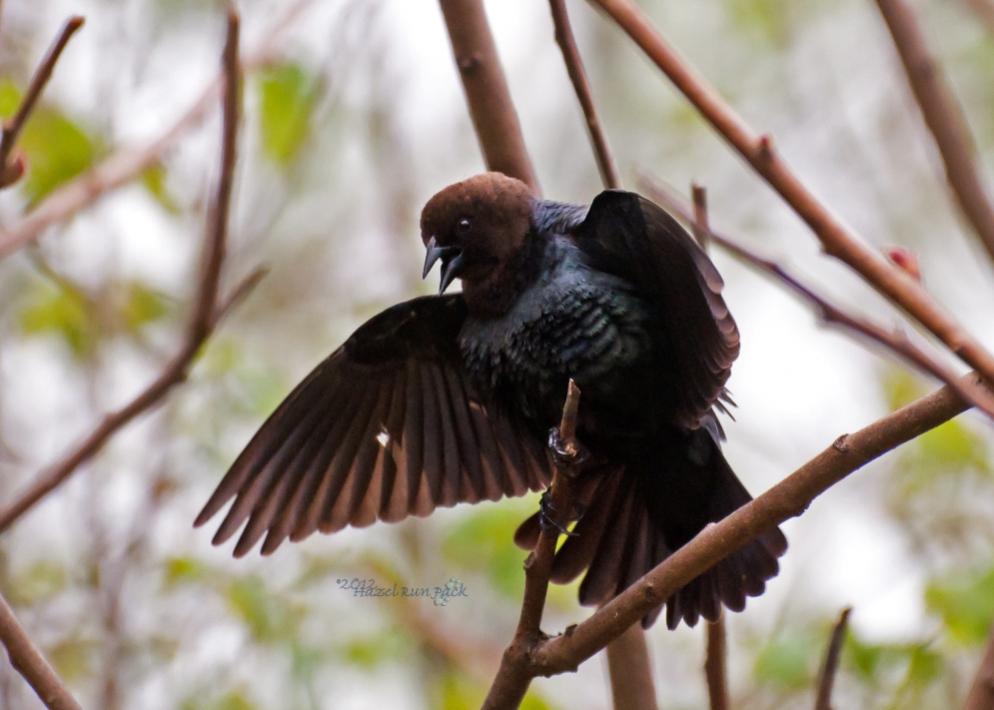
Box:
[456,217,472,234]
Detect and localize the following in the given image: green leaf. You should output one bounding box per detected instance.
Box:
[141,163,181,214]
[0,79,21,116]
[925,563,994,645]
[339,627,409,669]
[182,689,258,710]
[121,280,170,331]
[225,575,303,644]
[47,637,98,682]
[163,556,208,588]
[753,630,818,689]
[19,282,95,358]
[19,105,99,203]
[7,560,67,605]
[256,63,317,166]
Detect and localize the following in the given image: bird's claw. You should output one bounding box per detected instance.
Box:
[539,490,577,537]
[547,427,589,476]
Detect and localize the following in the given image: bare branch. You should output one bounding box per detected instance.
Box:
[640,177,994,422]
[963,0,994,35]
[0,0,314,260]
[704,616,729,710]
[483,380,583,710]
[529,372,983,674]
[874,0,994,265]
[0,16,85,188]
[0,9,244,534]
[438,0,540,193]
[0,591,82,710]
[549,0,620,189]
[814,607,852,710]
[965,624,994,710]
[605,624,658,710]
[587,0,994,392]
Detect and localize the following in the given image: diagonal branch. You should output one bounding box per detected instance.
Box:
[814,606,852,710]
[0,16,85,188]
[0,8,246,534]
[640,177,994,422]
[438,0,540,192]
[874,0,994,265]
[587,0,994,394]
[0,0,314,260]
[529,371,984,674]
[549,0,620,189]
[483,380,583,710]
[0,590,82,710]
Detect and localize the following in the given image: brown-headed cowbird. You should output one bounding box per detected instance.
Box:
[195,172,786,629]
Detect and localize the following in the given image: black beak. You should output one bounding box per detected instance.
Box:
[422,236,465,295]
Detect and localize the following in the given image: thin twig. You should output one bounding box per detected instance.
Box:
[0,0,314,260]
[549,0,619,189]
[874,0,994,265]
[964,623,994,710]
[0,9,245,534]
[483,379,583,710]
[587,0,994,395]
[641,177,994,422]
[0,591,82,710]
[529,372,983,675]
[605,624,659,710]
[692,184,729,710]
[437,0,540,193]
[814,607,851,710]
[0,16,85,187]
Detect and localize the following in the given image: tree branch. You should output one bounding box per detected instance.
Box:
[438,0,540,193]
[548,0,619,189]
[965,623,994,710]
[704,616,729,710]
[483,380,583,710]
[0,591,82,710]
[528,371,982,674]
[640,176,994,422]
[0,16,85,188]
[0,0,314,260]
[0,8,245,534]
[873,0,994,265]
[814,606,851,710]
[587,0,994,393]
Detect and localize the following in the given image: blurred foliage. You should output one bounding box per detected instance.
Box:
[925,563,994,646]
[0,79,101,204]
[19,280,96,357]
[256,63,318,167]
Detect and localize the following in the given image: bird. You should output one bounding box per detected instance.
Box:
[195,171,787,629]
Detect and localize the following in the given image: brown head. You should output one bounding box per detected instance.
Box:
[420,173,535,302]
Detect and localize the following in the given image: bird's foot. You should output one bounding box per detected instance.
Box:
[547,427,589,477]
[539,489,577,537]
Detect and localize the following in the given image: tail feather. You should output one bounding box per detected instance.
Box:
[513,430,787,629]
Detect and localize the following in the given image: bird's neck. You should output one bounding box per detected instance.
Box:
[461,232,546,318]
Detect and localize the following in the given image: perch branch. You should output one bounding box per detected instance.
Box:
[874,0,994,264]
[549,0,620,189]
[0,16,85,188]
[641,177,994,421]
[814,606,852,710]
[483,380,583,710]
[0,0,314,260]
[438,0,540,192]
[0,8,246,533]
[0,591,82,710]
[529,372,983,674]
[587,0,994,392]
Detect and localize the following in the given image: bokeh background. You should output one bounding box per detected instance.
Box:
[1,0,993,708]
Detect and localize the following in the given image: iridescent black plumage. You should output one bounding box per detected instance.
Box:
[196,172,786,629]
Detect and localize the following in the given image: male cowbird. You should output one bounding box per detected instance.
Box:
[195,172,786,629]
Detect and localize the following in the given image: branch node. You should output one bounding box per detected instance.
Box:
[832,434,851,453]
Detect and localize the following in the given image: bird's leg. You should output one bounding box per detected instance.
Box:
[547,427,589,477]
[539,489,577,537]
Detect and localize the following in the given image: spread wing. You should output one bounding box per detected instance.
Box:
[574,190,739,430]
[195,294,550,557]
